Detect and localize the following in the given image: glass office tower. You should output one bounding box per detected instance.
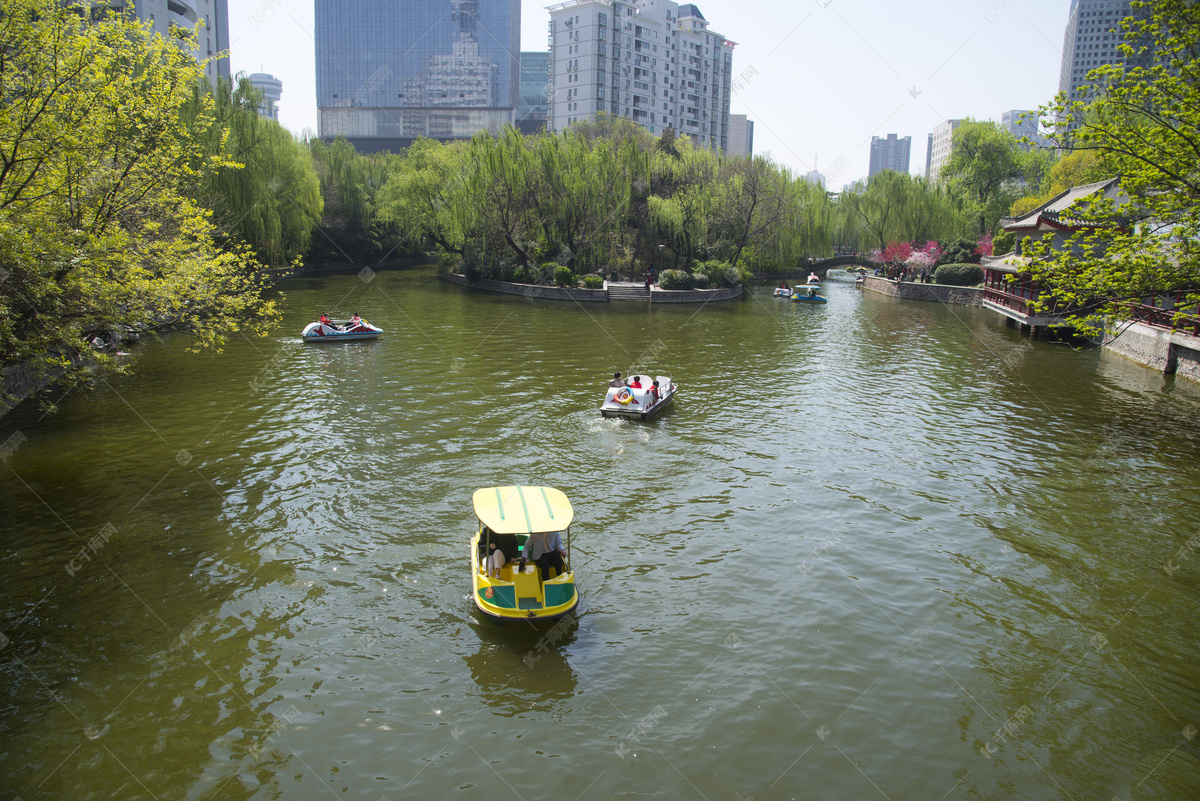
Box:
[316,0,520,150]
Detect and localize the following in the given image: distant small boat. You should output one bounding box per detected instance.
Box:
[773,287,793,298]
[301,318,383,342]
[792,292,827,304]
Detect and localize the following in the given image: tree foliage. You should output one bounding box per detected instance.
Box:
[1030,0,1200,333]
[941,121,1052,236]
[0,0,279,400]
[190,77,322,268]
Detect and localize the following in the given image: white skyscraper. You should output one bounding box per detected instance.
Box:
[247,73,283,121]
[926,119,963,182]
[548,0,735,152]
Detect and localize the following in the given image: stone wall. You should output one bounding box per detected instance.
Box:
[1103,321,1200,383]
[860,275,985,306]
[440,273,744,303]
[440,273,610,302]
[651,285,743,303]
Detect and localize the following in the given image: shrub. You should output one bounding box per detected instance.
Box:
[658,269,695,290]
[938,238,981,265]
[933,263,984,286]
[692,273,711,289]
[581,273,604,289]
[437,252,458,276]
[553,264,576,287]
[511,265,531,283]
[460,261,481,281]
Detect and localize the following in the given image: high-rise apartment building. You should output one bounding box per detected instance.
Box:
[547,0,735,152]
[95,0,229,84]
[727,113,753,156]
[1058,0,1155,103]
[926,119,963,181]
[999,109,1049,150]
[517,52,552,134]
[868,134,911,179]
[247,73,283,121]
[315,0,520,152]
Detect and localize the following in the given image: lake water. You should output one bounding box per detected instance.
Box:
[2,267,1199,800]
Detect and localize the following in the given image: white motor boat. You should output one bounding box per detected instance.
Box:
[600,376,676,421]
[773,287,793,298]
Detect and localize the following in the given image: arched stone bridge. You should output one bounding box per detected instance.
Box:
[754,253,871,279]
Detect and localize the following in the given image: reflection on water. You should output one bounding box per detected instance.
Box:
[1,269,1199,800]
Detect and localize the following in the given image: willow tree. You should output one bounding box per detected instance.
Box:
[378,138,476,256]
[528,130,635,272]
[649,140,720,268]
[1027,0,1200,334]
[715,155,802,270]
[467,128,538,266]
[0,0,278,401]
[190,76,322,268]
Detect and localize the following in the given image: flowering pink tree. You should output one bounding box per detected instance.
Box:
[881,241,913,264]
[920,240,944,263]
[975,233,994,257]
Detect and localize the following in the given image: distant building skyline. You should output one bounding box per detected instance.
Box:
[518,51,551,133]
[103,0,229,84]
[727,113,753,156]
[926,119,963,181]
[868,133,911,179]
[547,0,735,152]
[1058,0,1154,104]
[315,0,520,151]
[246,72,283,121]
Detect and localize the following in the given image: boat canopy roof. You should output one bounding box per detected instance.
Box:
[472,486,573,534]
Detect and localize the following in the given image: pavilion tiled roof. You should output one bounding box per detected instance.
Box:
[999,178,1123,232]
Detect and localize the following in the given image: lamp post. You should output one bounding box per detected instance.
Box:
[658,244,665,275]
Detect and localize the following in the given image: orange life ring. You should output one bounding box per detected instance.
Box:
[615,388,633,404]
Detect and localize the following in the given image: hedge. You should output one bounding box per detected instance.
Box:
[933,263,984,286]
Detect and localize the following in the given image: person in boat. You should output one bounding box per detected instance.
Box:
[609,372,627,388]
[522,529,566,582]
[487,541,506,578]
[649,379,661,403]
[349,313,362,326]
[319,313,332,326]
[629,375,644,389]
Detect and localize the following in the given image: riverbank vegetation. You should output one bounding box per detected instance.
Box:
[378,119,838,286]
[0,1,300,408]
[1022,0,1200,334]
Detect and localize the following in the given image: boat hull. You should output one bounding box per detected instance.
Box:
[792,294,827,304]
[301,321,383,342]
[600,377,675,420]
[470,532,578,623]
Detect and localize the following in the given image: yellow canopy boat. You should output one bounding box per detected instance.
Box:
[470,486,579,622]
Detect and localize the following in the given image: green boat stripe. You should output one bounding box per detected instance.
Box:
[516,486,532,533]
[540,487,554,521]
[494,488,504,521]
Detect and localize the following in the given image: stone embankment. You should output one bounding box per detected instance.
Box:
[439,273,743,303]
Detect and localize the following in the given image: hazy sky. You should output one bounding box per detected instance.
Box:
[228,0,1070,185]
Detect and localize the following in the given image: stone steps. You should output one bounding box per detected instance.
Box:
[607,283,651,302]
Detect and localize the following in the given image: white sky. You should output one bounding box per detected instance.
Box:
[227,0,1070,186]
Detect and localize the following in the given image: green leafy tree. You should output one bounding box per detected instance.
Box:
[0,0,278,403]
[1029,0,1200,333]
[191,77,322,268]
[941,120,1050,236]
